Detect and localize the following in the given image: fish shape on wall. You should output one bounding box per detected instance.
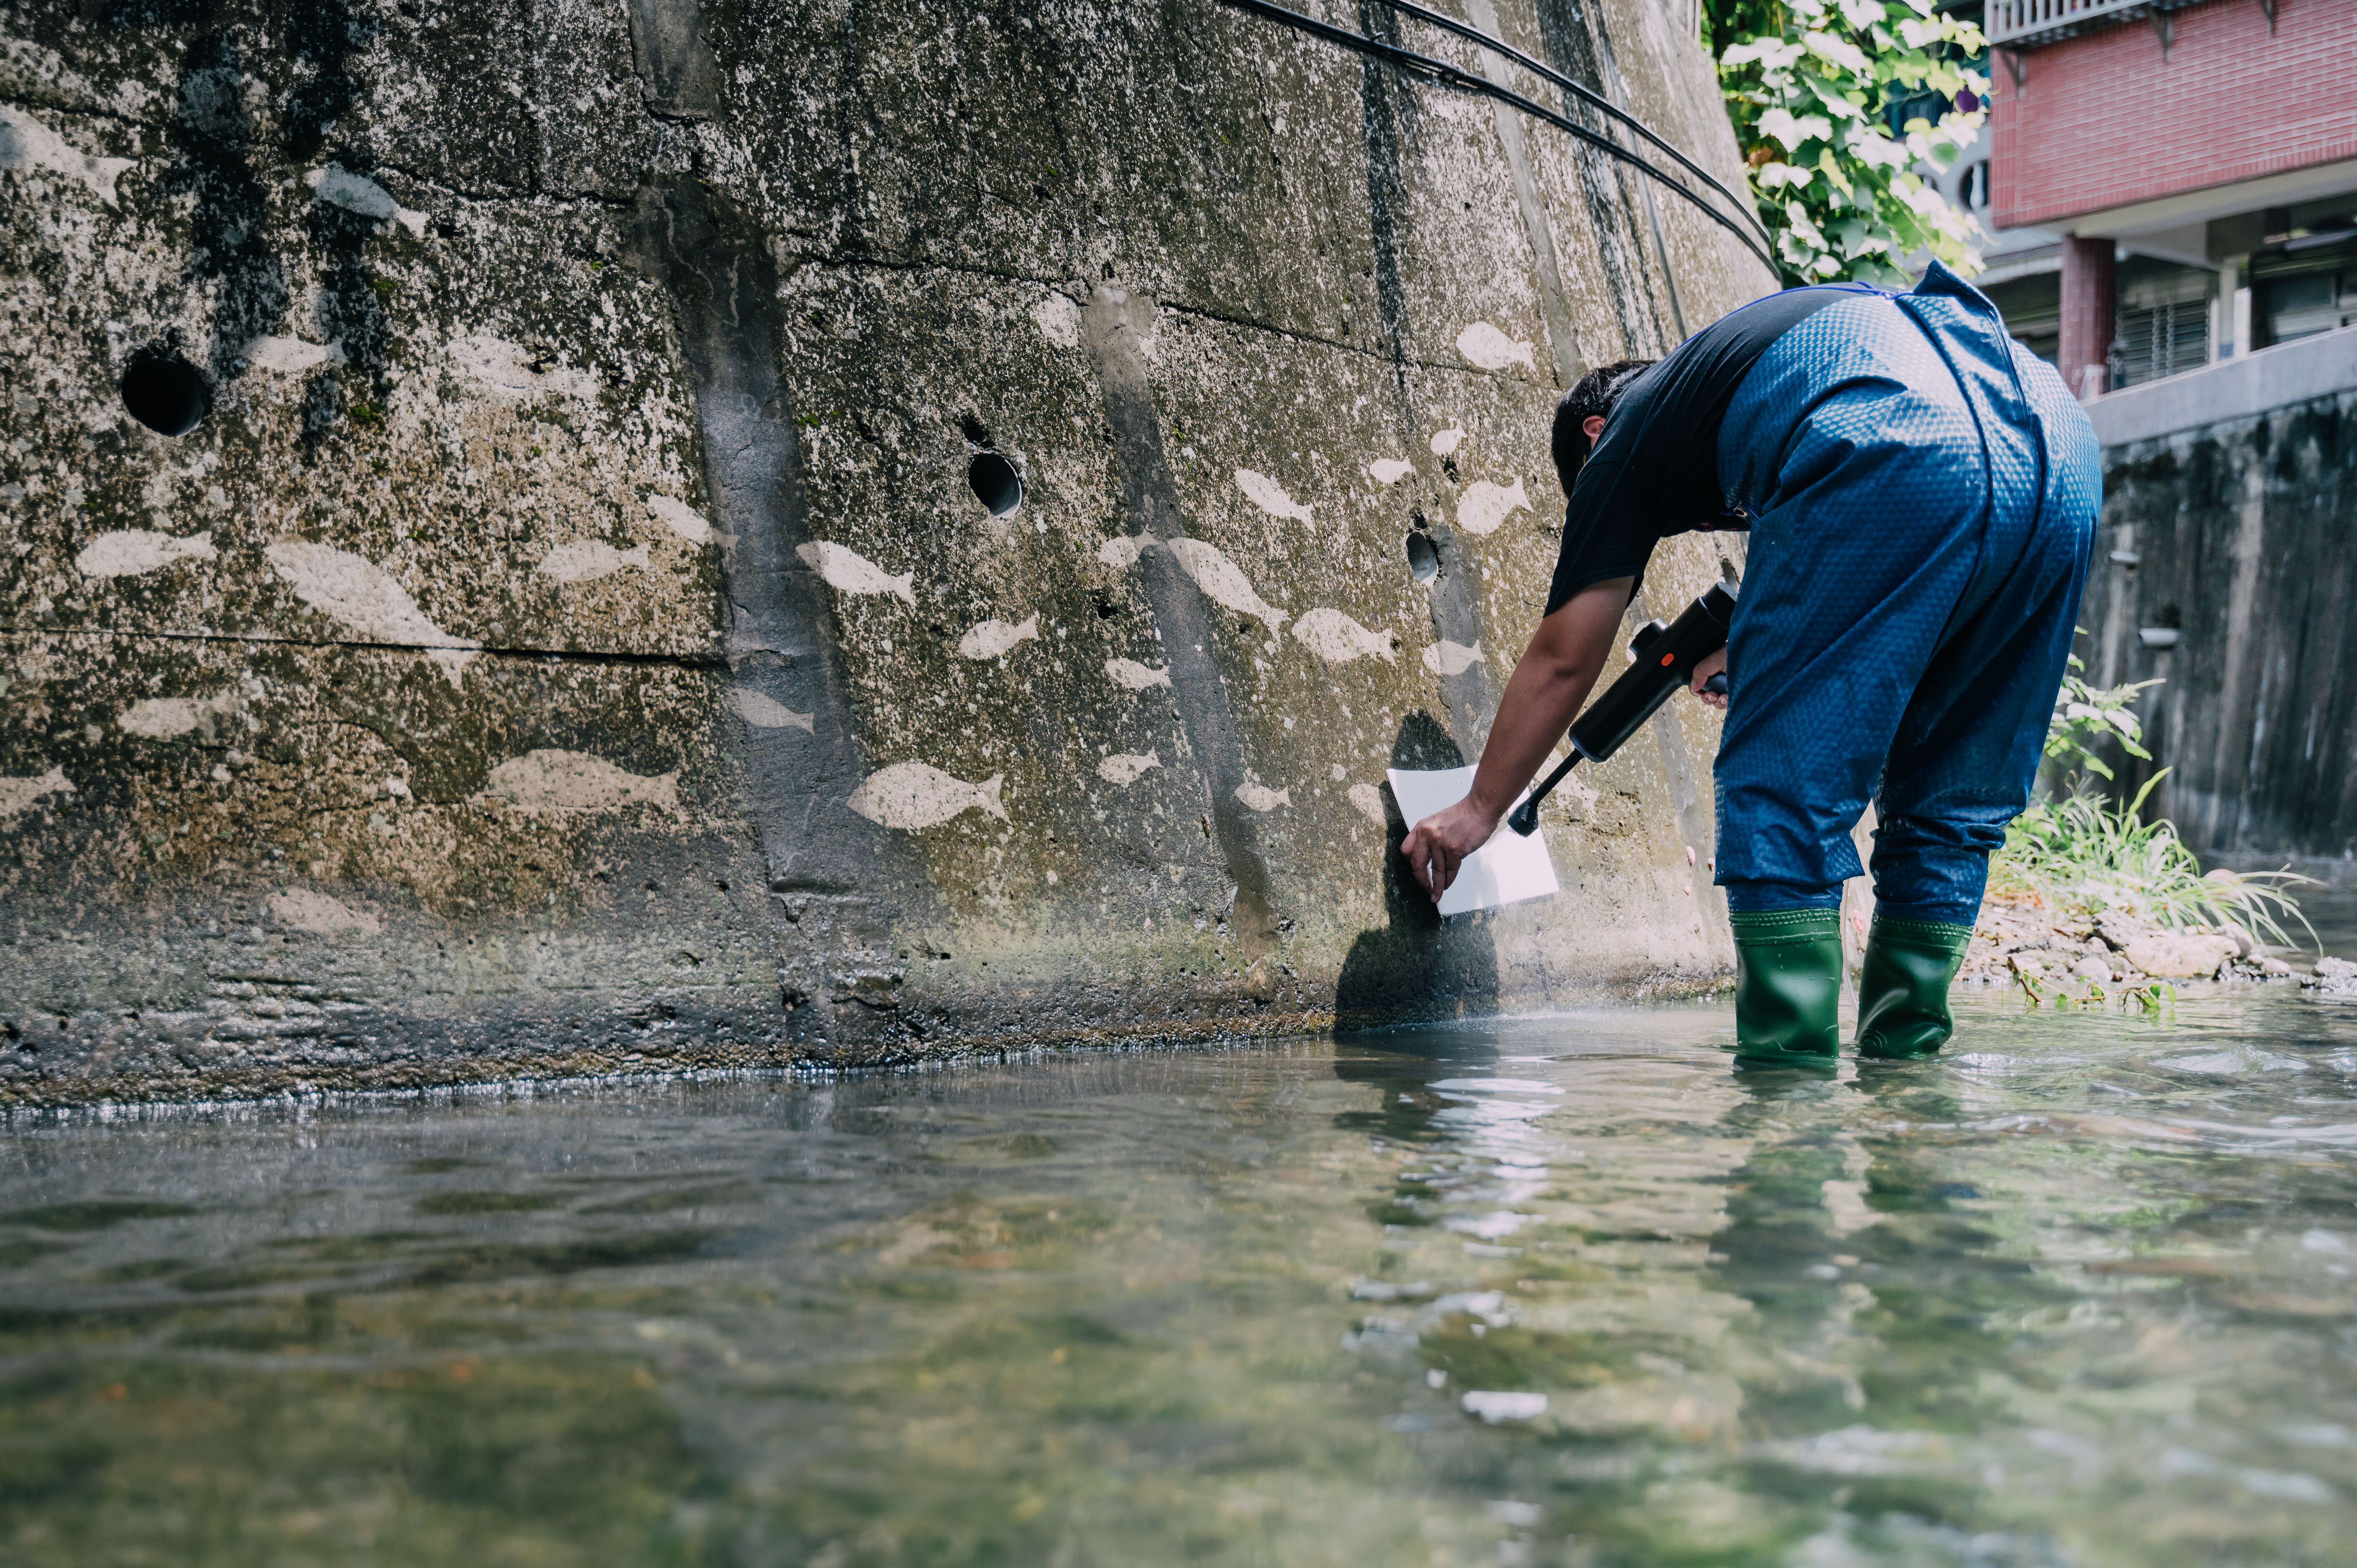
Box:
[537,541,651,582]
[1290,607,1396,664]
[1097,751,1161,784]
[449,332,599,404]
[1106,658,1171,690]
[246,336,341,374]
[1456,321,1535,372]
[1234,469,1313,524]
[795,540,915,603]
[731,690,815,732]
[1234,781,1291,812]
[263,542,479,689]
[847,762,1009,829]
[1455,477,1530,536]
[265,888,380,935]
[1422,640,1486,676]
[956,613,1039,660]
[475,749,680,813]
[308,164,428,237]
[117,692,238,740]
[1166,537,1285,632]
[1368,458,1416,485]
[74,530,216,579]
[647,496,716,545]
[0,105,136,205]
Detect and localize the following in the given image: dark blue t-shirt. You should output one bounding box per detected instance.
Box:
[1544,282,1890,615]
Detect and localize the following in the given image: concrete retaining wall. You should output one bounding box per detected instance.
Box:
[0,0,1770,1105]
[2081,328,2357,871]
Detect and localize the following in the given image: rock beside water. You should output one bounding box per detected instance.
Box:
[2120,931,2240,978]
[2304,957,2357,999]
[1957,902,2332,993]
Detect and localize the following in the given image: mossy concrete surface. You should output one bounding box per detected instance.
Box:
[0,0,1770,1105]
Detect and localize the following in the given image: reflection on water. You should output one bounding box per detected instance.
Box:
[4,985,2355,1565]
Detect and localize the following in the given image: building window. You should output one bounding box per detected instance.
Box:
[2259,272,2351,345]
[2110,301,2210,387]
[2250,227,2357,348]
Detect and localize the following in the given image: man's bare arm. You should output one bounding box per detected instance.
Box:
[1398,576,1630,900]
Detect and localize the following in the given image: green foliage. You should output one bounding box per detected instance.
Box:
[2012,960,2175,1015]
[1991,773,2315,950]
[1992,648,2313,948]
[2044,673,2158,783]
[1708,0,1988,284]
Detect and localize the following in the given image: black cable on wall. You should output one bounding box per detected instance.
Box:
[1215,0,1778,276]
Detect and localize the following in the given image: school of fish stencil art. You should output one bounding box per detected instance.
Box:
[0,0,1762,1100]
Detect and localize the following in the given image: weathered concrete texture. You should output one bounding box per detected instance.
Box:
[2081,388,2357,868]
[0,0,1771,1105]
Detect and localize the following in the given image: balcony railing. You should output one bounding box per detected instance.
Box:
[1986,0,2170,48]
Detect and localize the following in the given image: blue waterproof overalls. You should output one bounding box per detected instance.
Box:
[1711,262,2102,929]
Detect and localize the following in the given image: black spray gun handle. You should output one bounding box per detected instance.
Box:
[1506,581,1738,837]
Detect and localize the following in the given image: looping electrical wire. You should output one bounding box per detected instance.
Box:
[1376,0,1767,241]
[1213,0,1778,275]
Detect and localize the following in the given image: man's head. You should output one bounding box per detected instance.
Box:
[1550,359,1654,495]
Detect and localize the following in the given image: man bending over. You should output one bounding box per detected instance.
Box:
[1401,263,2099,1068]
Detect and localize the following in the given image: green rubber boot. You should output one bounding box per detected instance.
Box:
[1855,916,1974,1061]
[1727,909,1844,1070]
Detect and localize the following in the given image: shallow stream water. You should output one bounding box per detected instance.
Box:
[6,969,2357,1566]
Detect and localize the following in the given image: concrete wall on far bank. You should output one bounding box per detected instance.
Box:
[0,0,1772,1106]
[2081,327,2357,874]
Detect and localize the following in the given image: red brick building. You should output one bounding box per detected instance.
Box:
[1983,0,2357,396]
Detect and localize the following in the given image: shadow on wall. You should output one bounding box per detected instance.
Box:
[1333,712,1502,1032]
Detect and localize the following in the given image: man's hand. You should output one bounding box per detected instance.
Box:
[1400,796,1502,902]
[1689,646,1728,710]
[1394,576,1629,905]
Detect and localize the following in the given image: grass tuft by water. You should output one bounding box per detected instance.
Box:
[1993,772,2315,948]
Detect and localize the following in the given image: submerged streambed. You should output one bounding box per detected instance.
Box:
[4,979,2355,1566]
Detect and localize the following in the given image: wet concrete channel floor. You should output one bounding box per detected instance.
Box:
[4,970,2357,1566]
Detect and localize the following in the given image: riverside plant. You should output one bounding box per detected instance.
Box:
[1708,0,1989,285]
[1991,775,2314,951]
[1991,659,2311,952]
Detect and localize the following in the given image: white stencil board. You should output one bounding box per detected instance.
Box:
[1385,766,1562,918]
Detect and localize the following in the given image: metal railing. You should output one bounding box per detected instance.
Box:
[1987,0,2164,48]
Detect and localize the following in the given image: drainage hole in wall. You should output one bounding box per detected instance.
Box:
[969,452,1023,517]
[1405,531,1439,584]
[121,351,210,437]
